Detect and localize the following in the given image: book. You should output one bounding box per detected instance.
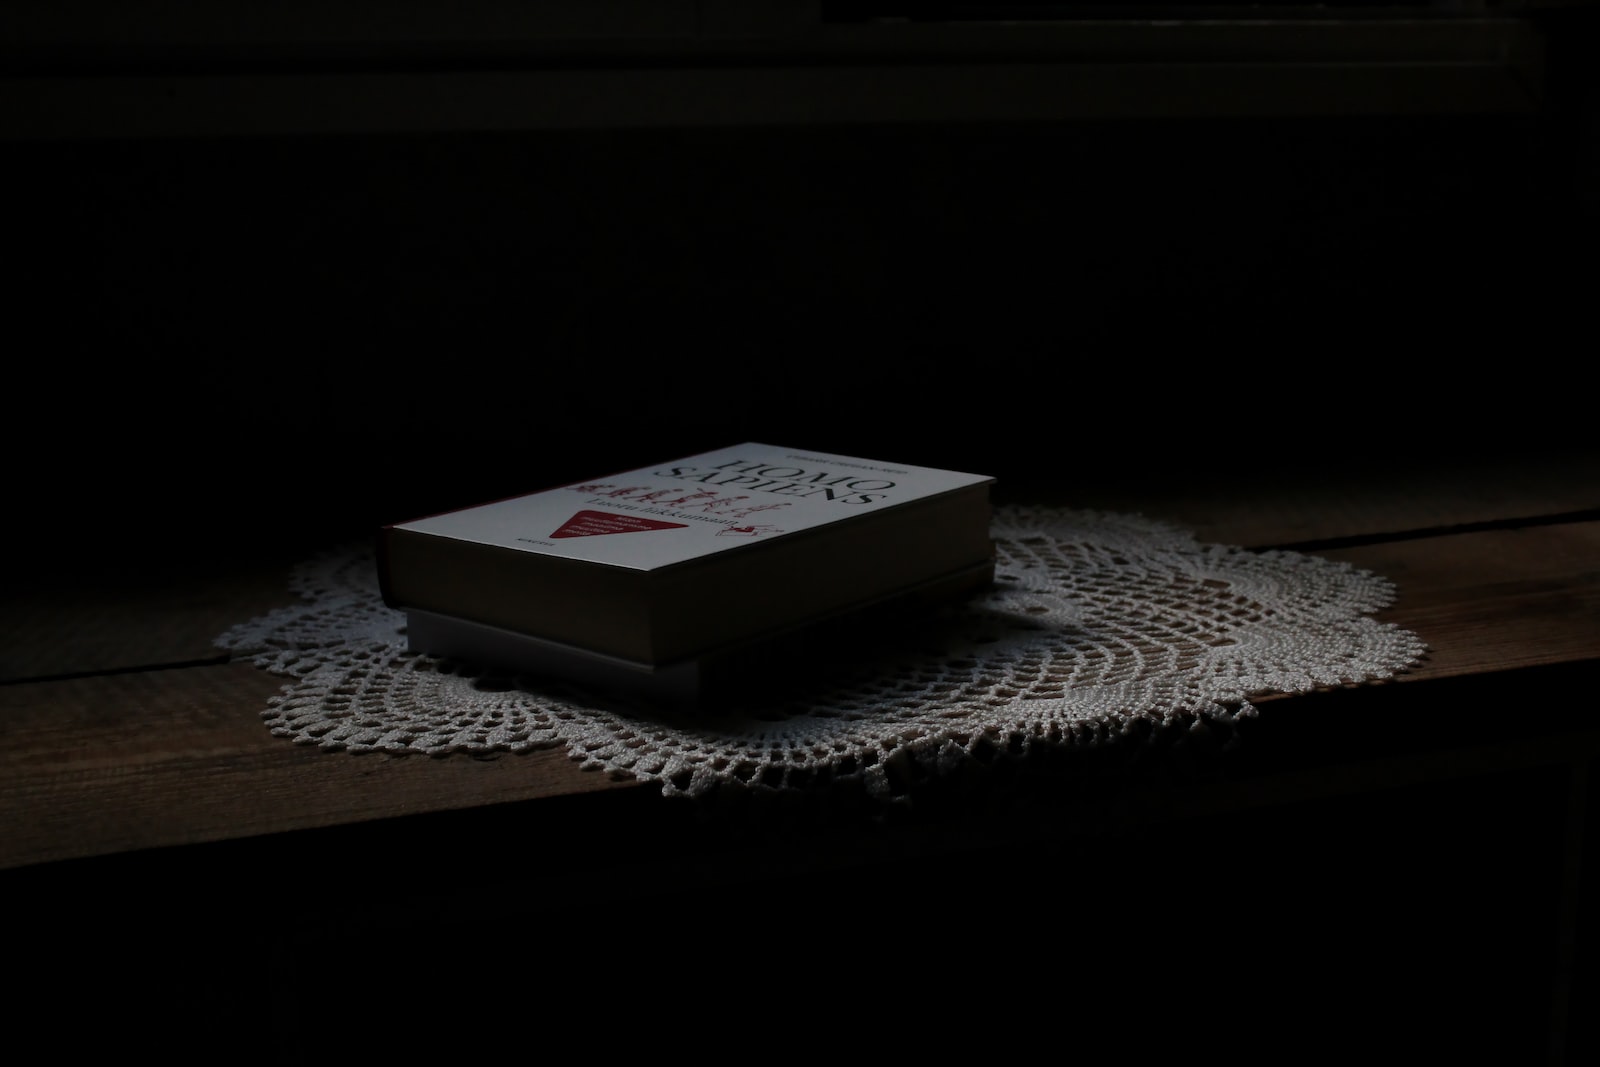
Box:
[377,442,997,705]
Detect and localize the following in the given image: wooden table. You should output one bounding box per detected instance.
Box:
[6,447,1596,1062]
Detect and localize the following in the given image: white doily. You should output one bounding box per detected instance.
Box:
[215,507,1428,801]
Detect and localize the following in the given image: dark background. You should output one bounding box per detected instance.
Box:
[4,10,1598,1062]
[6,8,1597,571]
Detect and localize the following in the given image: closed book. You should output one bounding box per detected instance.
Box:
[377,442,996,701]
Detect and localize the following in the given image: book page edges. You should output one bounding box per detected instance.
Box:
[402,557,995,709]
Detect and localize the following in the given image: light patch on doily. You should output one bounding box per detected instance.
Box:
[214,507,1428,798]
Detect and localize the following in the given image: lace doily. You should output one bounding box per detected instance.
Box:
[215,507,1428,801]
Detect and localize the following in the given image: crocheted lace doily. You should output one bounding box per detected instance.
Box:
[215,507,1428,801]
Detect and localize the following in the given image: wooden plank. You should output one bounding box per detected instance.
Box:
[0,557,302,682]
[2,48,1546,142]
[1322,521,1600,681]
[4,510,1592,873]
[0,661,636,871]
[1028,449,1600,550]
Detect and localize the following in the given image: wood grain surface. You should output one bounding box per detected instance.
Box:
[4,453,1595,874]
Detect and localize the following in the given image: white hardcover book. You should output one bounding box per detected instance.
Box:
[378,442,996,688]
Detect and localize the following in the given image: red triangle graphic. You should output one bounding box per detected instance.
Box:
[550,510,690,539]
